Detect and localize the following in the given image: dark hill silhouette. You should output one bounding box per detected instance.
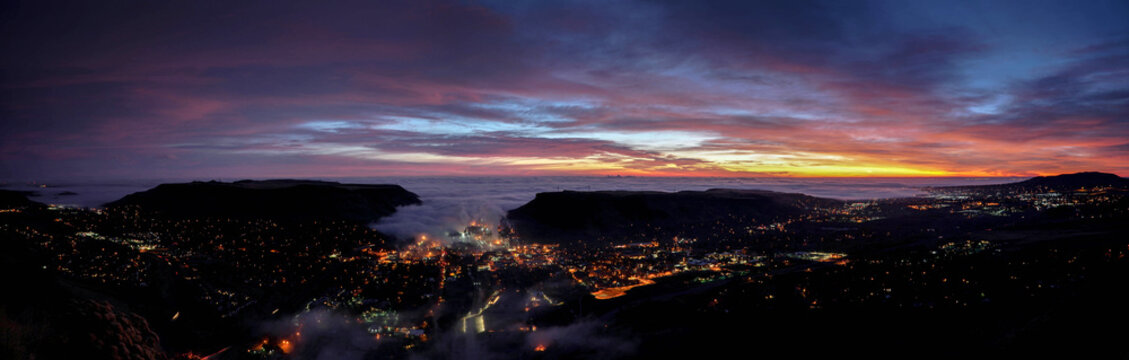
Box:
[106,180,420,222]
[506,189,840,244]
[1014,172,1128,188]
[0,189,44,209]
[936,172,1129,192]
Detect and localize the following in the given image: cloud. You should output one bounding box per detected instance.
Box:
[2,0,1128,179]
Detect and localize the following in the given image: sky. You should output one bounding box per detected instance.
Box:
[1,0,1127,180]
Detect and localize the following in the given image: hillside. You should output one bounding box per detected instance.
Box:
[936,172,1129,192]
[506,188,840,244]
[105,180,420,222]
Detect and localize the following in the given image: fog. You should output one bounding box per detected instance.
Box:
[2,176,1024,240]
[363,176,1023,241]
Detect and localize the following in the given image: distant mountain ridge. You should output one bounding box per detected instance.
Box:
[1013,172,1128,188]
[506,188,840,244]
[106,180,421,222]
[936,172,1129,192]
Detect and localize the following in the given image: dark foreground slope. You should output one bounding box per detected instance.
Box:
[1,192,167,360]
[106,179,420,222]
[0,236,168,360]
[507,188,840,244]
